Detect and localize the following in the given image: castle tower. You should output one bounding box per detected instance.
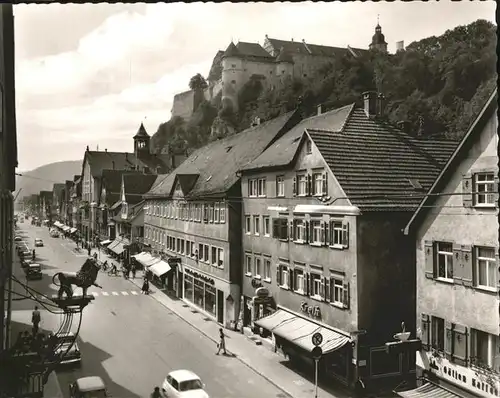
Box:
[221,41,244,112]
[133,123,150,157]
[369,19,388,52]
[275,47,294,82]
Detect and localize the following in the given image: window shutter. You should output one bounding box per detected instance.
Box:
[341,221,349,248]
[343,282,350,309]
[275,178,279,198]
[305,273,310,296]
[324,277,330,302]
[292,176,297,196]
[452,243,462,284]
[462,175,473,208]
[424,241,435,279]
[496,248,500,290]
[445,321,453,360]
[323,222,328,246]
[292,220,297,241]
[307,174,312,196]
[272,219,278,238]
[452,324,468,366]
[322,173,328,195]
[494,176,499,208]
[289,221,294,242]
[328,221,333,246]
[420,314,430,350]
[288,268,293,290]
[276,265,281,285]
[305,221,310,243]
[461,245,473,287]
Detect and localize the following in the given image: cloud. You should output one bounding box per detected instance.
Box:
[15,2,496,170]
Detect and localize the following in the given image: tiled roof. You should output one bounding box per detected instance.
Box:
[145,110,300,199]
[223,42,240,58]
[404,89,498,232]
[85,151,171,178]
[276,49,294,64]
[267,38,367,58]
[99,169,140,206]
[241,104,354,172]
[307,108,459,212]
[236,42,273,58]
[267,38,310,56]
[123,174,157,204]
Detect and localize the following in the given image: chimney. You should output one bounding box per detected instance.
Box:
[317,104,322,116]
[105,148,107,152]
[363,91,377,118]
[86,145,89,152]
[397,120,411,134]
[111,160,115,170]
[376,93,386,118]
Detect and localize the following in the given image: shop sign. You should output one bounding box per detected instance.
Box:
[255,287,270,298]
[300,301,321,319]
[185,268,215,285]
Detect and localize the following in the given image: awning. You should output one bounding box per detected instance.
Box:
[149,260,171,277]
[69,227,77,234]
[255,309,350,354]
[107,239,120,250]
[100,239,112,245]
[397,383,462,398]
[111,242,125,255]
[135,253,160,267]
[62,226,70,232]
[132,252,149,262]
[53,221,61,227]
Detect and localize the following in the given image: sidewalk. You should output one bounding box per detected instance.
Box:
[92,248,353,398]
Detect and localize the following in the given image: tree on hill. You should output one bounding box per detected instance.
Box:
[189,73,208,91]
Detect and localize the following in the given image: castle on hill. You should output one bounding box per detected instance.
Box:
[171,23,389,119]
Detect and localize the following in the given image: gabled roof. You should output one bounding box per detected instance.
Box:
[83,151,171,178]
[122,174,157,204]
[306,108,459,212]
[99,169,141,206]
[236,41,273,58]
[145,110,301,199]
[404,89,498,233]
[223,42,240,58]
[240,104,354,172]
[174,174,200,196]
[133,123,149,139]
[266,37,367,58]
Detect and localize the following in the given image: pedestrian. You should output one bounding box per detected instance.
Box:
[216,327,227,355]
[141,277,150,295]
[87,246,91,256]
[151,386,161,398]
[131,263,136,279]
[31,305,41,336]
[32,249,36,261]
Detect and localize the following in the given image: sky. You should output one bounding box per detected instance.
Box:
[14,1,496,171]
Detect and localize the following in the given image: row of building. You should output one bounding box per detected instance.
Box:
[22,90,498,397]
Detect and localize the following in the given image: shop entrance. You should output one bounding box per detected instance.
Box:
[217,290,224,324]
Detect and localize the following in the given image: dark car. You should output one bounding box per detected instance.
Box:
[34,238,44,247]
[25,263,42,280]
[55,332,81,366]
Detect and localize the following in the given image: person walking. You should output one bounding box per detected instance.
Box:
[141,276,150,295]
[131,263,136,279]
[151,386,161,398]
[31,305,41,336]
[216,327,227,355]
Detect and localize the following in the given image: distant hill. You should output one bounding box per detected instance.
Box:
[15,160,82,201]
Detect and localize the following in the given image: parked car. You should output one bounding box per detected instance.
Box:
[34,238,44,247]
[161,370,209,398]
[54,332,81,366]
[50,230,60,238]
[69,376,108,398]
[21,258,33,270]
[25,263,42,280]
[14,236,22,242]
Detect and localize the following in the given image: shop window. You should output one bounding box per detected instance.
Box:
[370,347,401,377]
[245,254,252,275]
[471,329,495,367]
[194,279,204,308]
[245,216,251,234]
[253,215,260,235]
[204,285,216,316]
[184,275,194,302]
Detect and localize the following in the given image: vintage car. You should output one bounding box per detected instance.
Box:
[69,376,108,398]
[34,238,44,247]
[54,332,81,366]
[25,263,42,280]
[161,370,209,398]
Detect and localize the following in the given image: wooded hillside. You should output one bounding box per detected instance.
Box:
[151,19,497,154]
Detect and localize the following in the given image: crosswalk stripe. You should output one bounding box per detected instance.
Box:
[112,291,119,296]
[131,291,138,295]
[101,292,109,296]
[121,291,128,295]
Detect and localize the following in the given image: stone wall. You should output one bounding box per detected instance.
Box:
[171,90,196,120]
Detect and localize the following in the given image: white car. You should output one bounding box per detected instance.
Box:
[161,370,209,398]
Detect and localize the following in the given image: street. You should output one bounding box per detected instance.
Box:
[12,222,290,398]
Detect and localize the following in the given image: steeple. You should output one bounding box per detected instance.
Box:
[133,122,150,156]
[369,15,388,53]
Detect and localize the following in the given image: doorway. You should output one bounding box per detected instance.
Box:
[217,290,224,324]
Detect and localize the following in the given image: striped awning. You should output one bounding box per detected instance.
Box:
[255,309,350,354]
[397,383,462,398]
[107,239,120,250]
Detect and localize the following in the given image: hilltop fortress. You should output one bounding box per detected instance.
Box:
[171,23,389,120]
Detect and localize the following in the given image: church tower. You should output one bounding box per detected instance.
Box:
[133,123,150,157]
[369,18,388,52]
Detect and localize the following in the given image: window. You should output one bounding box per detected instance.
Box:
[436,242,453,280]
[245,216,251,234]
[176,238,181,253]
[198,243,203,260]
[431,316,445,351]
[475,246,496,289]
[245,255,252,275]
[264,258,271,281]
[312,173,325,195]
[331,277,344,305]
[214,202,220,223]
[280,266,289,288]
[248,179,258,197]
[180,239,185,254]
[276,176,285,197]
[218,248,224,268]
[220,203,226,223]
[203,204,208,223]
[257,178,266,197]
[211,246,217,265]
[294,219,306,242]
[231,80,236,84]
[203,245,209,262]
[186,240,191,257]
[306,140,312,154]
[263,216,270,236]
[254,257,262,277]
[474,173,495,206]
[273,218,288,240]
[311,220,323,245]
[297,175,307,196]
[311,273,323,298]
[253,215,260,235]
[294,268,305,293]
[471,329,496,367]
[208,203,214,223]
[231,63,236,68]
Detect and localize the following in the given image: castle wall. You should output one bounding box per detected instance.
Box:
[290,54,334,79]
[204,80,223,102]
[171,90,196,120]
